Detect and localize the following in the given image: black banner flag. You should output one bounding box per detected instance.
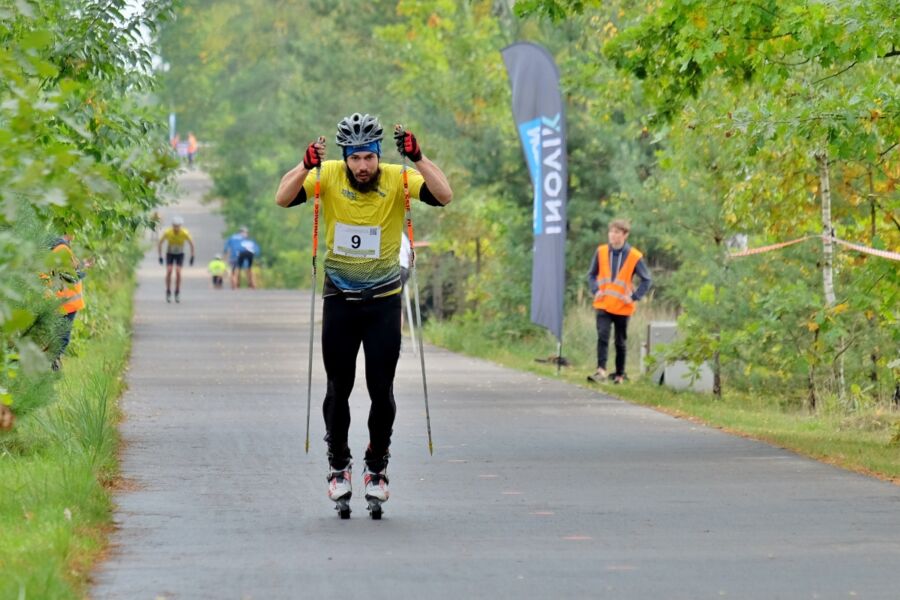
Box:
[502,42,568,341]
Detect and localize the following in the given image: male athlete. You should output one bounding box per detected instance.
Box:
[157,216,195,303]
[276,113,452,511]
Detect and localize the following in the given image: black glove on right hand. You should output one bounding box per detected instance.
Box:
[303,141,323,170]
[158,256,164,265]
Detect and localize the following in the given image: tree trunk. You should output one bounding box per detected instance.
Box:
[816,151,836,307]
[817,150,845,400]
[475,236,481,276]
[713,238,722,398]
[808,363,817,411]
[808,330,819,411]
[868,168,877,242]
[713,349,722,398]
[867,168,879,386]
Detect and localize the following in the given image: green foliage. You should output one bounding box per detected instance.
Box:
[523,0,899,405]
[162,0,897,407]
[0,266,135,599]
[514,0,601,21]
[0,0,174,414]
[158,1,656,336]
[159,0,410,286]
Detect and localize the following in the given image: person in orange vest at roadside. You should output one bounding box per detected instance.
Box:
[43,233,92,371]
[187,132,198,166]
[586,218,652,384]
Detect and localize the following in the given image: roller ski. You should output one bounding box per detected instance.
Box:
[327,463,352,520]
[363,467,389,520]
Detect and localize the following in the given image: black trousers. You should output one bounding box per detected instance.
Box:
[322,293,401,472]
[595,309,629,376]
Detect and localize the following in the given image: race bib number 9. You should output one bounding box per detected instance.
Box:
[333,222,381,258]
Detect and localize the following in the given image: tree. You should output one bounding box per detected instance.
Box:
[520,0,899,405]
[0,0,173,417]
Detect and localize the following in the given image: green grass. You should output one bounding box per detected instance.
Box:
[0,273,134,599]
[426,302,900,483]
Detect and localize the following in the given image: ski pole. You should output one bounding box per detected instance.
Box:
[403,282,417,357]
[305,137,324,454]
[396,124,433,455]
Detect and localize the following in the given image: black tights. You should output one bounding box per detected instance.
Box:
[322,294,400,472]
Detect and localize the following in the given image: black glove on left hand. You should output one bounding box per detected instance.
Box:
[394,129,422,162]
[189,256,195,266]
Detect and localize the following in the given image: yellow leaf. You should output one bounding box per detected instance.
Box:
[807,321,819,332]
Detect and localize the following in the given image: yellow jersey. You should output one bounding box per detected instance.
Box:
[301,161,426,292]
[160,227,193,254]
[207,259,229,276]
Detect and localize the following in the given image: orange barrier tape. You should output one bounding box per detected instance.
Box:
[728,236,814,258]
[729,234,900,262]
[832,237,900,262]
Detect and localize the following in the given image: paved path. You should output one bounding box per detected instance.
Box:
[94,172,900,599]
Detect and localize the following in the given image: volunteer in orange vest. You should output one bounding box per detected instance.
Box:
[44,234,92,371]
[586,219,652,384]
[187,132,198,166]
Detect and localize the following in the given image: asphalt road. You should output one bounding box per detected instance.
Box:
[93,171,900,600]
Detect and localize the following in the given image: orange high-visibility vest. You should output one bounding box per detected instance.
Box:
[44,243,85,314]
[592,244,642,316]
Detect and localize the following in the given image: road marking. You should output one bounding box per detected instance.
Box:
[605,564,637,571]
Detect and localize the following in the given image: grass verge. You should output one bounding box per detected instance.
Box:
[0,271,134,599]
[426,305,900,484]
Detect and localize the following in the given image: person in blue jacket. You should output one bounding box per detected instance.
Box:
[223,226,252,289]
[233,231,260,289]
